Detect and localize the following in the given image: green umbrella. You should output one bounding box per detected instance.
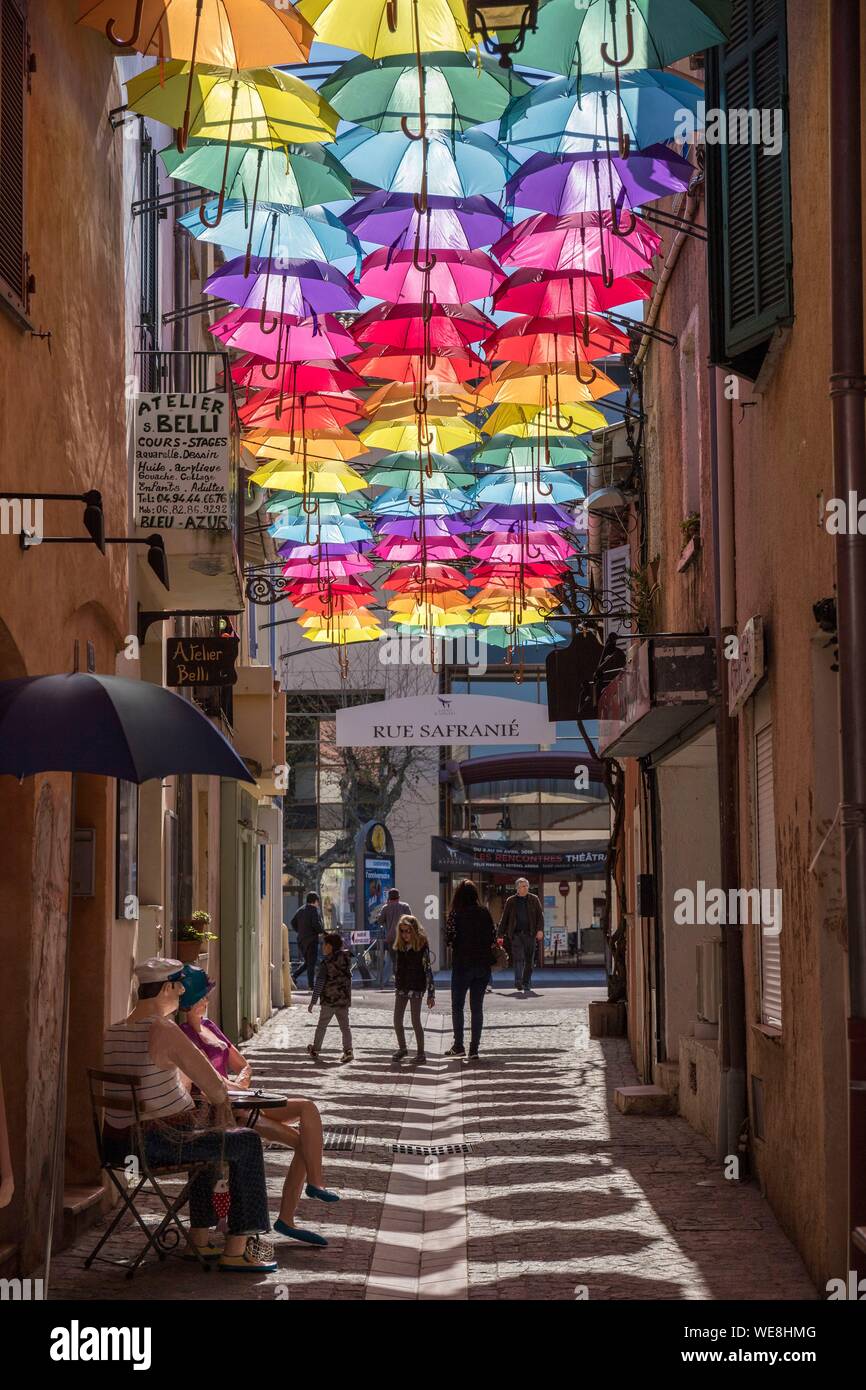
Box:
[476,437,593,470]
[265,491,367,516]
[365,451,475,490]
[159,140,351,227]
[519,0,732,79]
[320,51,529,134]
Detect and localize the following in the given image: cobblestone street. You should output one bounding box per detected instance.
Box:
[50,986,816,1303]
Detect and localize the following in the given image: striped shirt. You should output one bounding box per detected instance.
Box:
[102,1018,195,1128]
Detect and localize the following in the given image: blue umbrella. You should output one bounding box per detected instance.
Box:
[265,493,367,517]
[333,127,518,201]
[500,71,704,155]
[370,486,472,517]
[179,199,362,273]
[270,516,374,546]
[472,470,585,504]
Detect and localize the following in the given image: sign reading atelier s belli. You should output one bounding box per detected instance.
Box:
[166,635,239,688]
[335,694,557,747]
[134,393,230,530]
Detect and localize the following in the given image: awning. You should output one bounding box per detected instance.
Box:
[598,637,718,759]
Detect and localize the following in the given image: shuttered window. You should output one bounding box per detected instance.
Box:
[0,0,28,317]
[755,721,782,1028]
[706,0,793,378]
[603,543,632,642]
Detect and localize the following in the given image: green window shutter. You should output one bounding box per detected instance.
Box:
[706,0,793,375]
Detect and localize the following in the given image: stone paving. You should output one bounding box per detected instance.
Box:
[50,985,817,1302]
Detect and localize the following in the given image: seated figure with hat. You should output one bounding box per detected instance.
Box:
[101,957,275,1272]
[178,965,339,1247]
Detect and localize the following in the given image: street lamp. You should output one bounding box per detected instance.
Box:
[466,1,539,69]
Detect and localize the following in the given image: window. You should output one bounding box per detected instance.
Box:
[0,0,29,318]
[706,0,793,379]
[754,716,781,1028]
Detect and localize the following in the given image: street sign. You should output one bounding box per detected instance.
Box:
[166,635,239,687]
[559,881,570,897]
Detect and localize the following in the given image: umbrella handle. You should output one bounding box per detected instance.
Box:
[199,186,226,229]
[576,359,598,387]
[200,83,239,230]
[386,0,399,33]
[258,215,282,334]
[106,0,144,47]
[610,198,637,239]
[600,1,635,69]
[401,115,426,143]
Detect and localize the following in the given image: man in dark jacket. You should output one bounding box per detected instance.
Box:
[291,892,324,990]
[500,878,544,994]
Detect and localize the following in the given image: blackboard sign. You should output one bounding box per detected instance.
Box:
[166,635,239,688]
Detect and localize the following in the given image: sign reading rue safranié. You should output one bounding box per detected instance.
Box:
[166,636,239,688]
[336,693,557,747]
[134,393,230,530]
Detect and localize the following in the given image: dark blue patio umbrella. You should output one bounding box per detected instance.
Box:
[0,673,256,782]
[0,672,256,1289]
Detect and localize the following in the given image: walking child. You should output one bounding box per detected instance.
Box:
[308,932,353,1062]
[391,916,435,1063]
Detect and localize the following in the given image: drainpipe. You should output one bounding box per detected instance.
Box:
[829,0,866,1276]
[709,364,746,1167]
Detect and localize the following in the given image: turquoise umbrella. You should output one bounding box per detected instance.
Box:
[366,451,475,490]
[519,0,732,78]
[333,127,518,201]
[500,70,704,156]
[178,199,361,273]
[371,487,472,516]
[160,141,352,220]
[472,470,585,504]
[475,623,569,648]
[476,437,592,469]
[265,494,368,517]
[320,51,528,133]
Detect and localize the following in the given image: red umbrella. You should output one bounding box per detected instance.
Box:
[239,390,363,432]
[494,267,655,318]
[354,345,488,385]
[382,563,467,593]
[232,357,365,393]
[353,302,495,352]
[483,314,632,369]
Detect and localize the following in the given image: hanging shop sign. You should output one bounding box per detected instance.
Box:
[336,693,557,748]
[430,836,608,876]
[727,616,766,716]
[166,635,239,688]
[134,393,231,530]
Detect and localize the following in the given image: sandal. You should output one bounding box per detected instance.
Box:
[218,1236,277,1273]
[182,1240,221,1263]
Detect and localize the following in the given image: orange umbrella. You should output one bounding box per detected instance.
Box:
[78,0,313,68]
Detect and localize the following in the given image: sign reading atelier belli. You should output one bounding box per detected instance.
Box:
[166,636,239,688]
[134,393,230,530]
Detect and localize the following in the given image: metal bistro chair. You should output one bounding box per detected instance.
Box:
[85,1069,215,1279]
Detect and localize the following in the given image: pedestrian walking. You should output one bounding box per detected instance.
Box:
[292,892,324,990]
[445,880,497,1059]
[307,933,354,1062]
[500,877,545,995]
[375,887,412,987]
[391,915,435,1063]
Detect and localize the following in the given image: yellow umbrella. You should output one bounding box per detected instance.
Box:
[298,0,473,58]
[78,1,313,67]
[250,459,367,493]
[474,606,554,627]
[479,363,619,408]
[298,609,380,631]
[361,417,481,453]
[365,382,483,417]
[484,402,608,437]
[390,605,473,629]
[388,591,469,613]
[247,436,365,465]
[125,62,338,150]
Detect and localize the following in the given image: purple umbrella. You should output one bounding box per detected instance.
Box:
[204,255,361,318]
[473,502,580,529]
[374,515,474,537]
[343,192,509,254]
[505,144,693,234]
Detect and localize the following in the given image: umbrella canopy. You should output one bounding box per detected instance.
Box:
[484,400,609,436]
[478,623,568,649]
[361,417,481,453]
[266,493,367,517]
[160,140,351,209]
[505,145,693,217]
[233,359,364,395]
[354,345,487,385]
[344,191,508,251]
[472,471,585,505]
[370,486,470,517]
[246,429,364,463]
[373,533,470,561]
[0,674,254,782]
[366,453,475,489]
[240,390,363,432]
[321,51,527,132]
[272,516,373,547]
[382,563,467,592]
[477,436,592,467]
[250,458,368,494]
[494,266,654,317]
[78,0,313,66]
[500,70,704,155]
[180,200,361,269]
[492,210,661,275]
[517,0,732,78]
[480,362,619,407]
[484,313,632,365]
[205,255,360,317]
[297,0,474,56]
[125,63,338,148]
[333,126,517,200]
[354,301,494,351]
[364,377,485,415]
[359,247,505,304]
[216,309,358,362]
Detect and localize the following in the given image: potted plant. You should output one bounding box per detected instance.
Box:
[176,910,218,964]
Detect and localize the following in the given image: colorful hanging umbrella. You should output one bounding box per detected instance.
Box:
[517,0,732,79]
[125,63,338,150]
[232,357,363,394]
[215,309,359,363]
[375,514,472,536]
[333,127,517,200]
[160,140,351,213]
[504,145,693,218]
[354,346,488,385]
[382,563,467,593]
[373,533,470,562]
[361,417,482,453]
[354,302,494,351]
[480,363,619,407]
[250,458,368,494]
[344,191,508,251]
[477,623,568,649]
[492,210,661,277]
[321,51,527,133]
[370,487,470,517]
[364,377,485,415]
[272,516,374,547]
[240,391,363,432]
[366,454,475,490]
[472,503,583,532]
[494,267,653,317]
[472,471,585,505]
[245,429,364,463]
[359,247,505,304]
[180,201,361,272]
[265,493,367,517]
[472,532,577,562]
[477,437,592,468]
[297,0,474,57]
[500,70,704,157]
[78,0,313,67]
[484,400,609,437]
[205,256,360,318]
[484,313,632,366]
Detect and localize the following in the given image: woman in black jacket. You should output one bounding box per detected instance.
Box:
[392,916,435,1063]
[445,880,497,1058]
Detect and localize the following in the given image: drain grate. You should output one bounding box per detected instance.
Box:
[323,1125,360,1152]
[391,1142,473,1156]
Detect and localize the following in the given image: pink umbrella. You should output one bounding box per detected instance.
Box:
[232,357,365,393]
[492,210,661,284]
[359,248,505,305]
[472,532,577,563]
[372,535,471,562]
[494,267,654,318]
[353,302,494,352]
[211,308,358,363]
[282,553,373,580]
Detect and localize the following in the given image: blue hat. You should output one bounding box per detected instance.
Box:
[179,965,215,1010]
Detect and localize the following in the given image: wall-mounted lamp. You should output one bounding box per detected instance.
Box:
[466,1,539,69]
